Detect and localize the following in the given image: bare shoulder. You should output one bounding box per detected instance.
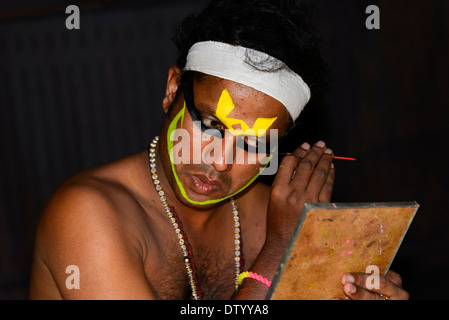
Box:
[30,153,156,299]
[36,163,148,255]
[38,173,140,246]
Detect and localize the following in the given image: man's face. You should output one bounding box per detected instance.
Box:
[163,75,290,207]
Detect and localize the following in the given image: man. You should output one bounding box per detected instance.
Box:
[29,0,409,300]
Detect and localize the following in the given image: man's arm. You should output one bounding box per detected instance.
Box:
[234,141,409,300]
[233,141,334,299]
[31,181,156,300]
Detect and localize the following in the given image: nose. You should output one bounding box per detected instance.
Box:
[203,134,234,172]
[212,159,231,172]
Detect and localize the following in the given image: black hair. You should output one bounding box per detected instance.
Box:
[172,0,328,123]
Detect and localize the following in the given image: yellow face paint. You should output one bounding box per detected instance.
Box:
[215,89,277,137]
[166,89,278,206]
[167,103,267,205]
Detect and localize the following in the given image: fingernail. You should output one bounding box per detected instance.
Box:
[316,141,326,148]
[301,142,310,150]
[342,273,355,284]
[324,148,333,154]
[347,283,357,294]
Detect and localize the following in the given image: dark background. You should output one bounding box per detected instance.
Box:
[1,0,448,299]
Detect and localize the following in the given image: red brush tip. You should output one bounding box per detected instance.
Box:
[333,156,357,161]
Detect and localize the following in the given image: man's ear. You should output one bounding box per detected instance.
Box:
[162,65,182,114]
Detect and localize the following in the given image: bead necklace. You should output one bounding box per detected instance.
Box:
[148,136,243,300]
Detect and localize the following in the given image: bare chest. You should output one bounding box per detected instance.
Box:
[146,236,242,300]
[141,192,267,300]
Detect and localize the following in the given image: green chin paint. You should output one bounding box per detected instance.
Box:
[166,102,274,206]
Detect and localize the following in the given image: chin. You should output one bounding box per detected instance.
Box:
[174,176,230,208]
[175,190,227,209]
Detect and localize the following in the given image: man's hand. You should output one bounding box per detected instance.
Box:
[340,270,410,300]
[233,141,335,300]
[266,140,335,246]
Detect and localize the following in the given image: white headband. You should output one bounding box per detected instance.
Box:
[184,41,311,121]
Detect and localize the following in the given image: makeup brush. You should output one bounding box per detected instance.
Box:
[279,153,357,161]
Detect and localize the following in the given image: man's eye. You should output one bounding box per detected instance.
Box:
[236,136,268,154]
[202,117,223,130]
[244,136,259,148]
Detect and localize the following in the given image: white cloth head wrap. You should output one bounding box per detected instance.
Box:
[183,41,311,121]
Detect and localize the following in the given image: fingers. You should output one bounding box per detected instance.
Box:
[272,142,310,186]
[341,272,409,300]
[319,162,335,203]
[290,141,333,198]
[272,154,300,186]
[272,140,335,204]
[385,270,403,287]
[291,142,311,160]
[306,147,334,196]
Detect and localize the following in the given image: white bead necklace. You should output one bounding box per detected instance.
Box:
[148,136,242,300]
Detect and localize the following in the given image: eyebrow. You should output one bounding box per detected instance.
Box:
[185,82,274,142]
[195,104,271,143]
[196,102,219,118]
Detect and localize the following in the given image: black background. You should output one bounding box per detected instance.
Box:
[1,0,448,299]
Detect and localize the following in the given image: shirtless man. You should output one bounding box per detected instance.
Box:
[29,0,409,300]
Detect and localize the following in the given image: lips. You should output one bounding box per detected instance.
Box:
[190,174,221,195]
